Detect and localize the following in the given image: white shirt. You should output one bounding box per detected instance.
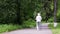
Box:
[36,15,42,22]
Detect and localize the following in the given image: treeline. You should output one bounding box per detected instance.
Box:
[0,0,60,24]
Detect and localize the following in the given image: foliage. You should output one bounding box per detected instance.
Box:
[0,24,22,33]
[22,19,36,28]
[0,0,17,24]
[57,0,60,22]
[49,23,60,34]
[48,17,54,22]
[0,19,36,33]
[0,0,60,24]
[0,0,60,33]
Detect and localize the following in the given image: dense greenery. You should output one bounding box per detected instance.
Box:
[49,23,60,34]
[0,19,35,33]
[0,24,22,33]
[57,0,60,22]
[0,0,52,24]
[0,0,60,33]
[0,0,18,24]
[0,0,60,24]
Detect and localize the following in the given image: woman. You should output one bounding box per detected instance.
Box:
[36,13,42,30]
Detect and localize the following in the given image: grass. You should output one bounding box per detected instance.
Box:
[0,20,36,33]
[49,23,60,34]
[0,24,22,33]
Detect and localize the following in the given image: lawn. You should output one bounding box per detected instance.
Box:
[49,23,60,34]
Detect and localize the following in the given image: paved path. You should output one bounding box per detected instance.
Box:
[2,23,52,34]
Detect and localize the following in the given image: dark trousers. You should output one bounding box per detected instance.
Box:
[36,22,41,30]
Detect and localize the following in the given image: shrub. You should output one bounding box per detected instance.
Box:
[22,19,36,28]
[48,17,54,22]
[0,24,22,33]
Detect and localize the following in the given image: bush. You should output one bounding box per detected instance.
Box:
[22,19,36,28]
[48,17,54,22]
[0,19,36,33]
[0,24,22,33]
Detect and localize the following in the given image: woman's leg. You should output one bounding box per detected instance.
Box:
[36,22,39,30]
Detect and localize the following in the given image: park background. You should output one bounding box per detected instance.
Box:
[0,0,60,34]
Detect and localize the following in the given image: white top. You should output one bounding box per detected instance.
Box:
[36,13,42,22]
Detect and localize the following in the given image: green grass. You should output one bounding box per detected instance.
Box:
[0,24,22,33]
[0,19,36,33]
[49,23,60,34]
[0,20,36,33]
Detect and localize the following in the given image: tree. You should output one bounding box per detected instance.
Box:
[53,0,57,23]
[41,0,53,22]
[16,0,21,24]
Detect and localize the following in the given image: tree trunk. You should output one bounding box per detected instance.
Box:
[16,0,22,24]
[54,0,57,23]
